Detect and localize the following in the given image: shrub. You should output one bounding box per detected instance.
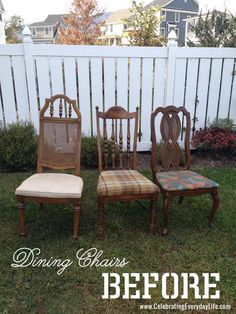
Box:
[0,122,38,172]
[191,127,236,152]
[210,118,233,129]
[81,136,98,168]
[81,136,119,169]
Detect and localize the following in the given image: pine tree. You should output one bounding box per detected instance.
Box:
[189,10,236,47]
[57,0,104,45]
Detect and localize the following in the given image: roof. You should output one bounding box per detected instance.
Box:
[29,14,65,27]
[97,12,112,23]
[0,0,5,12]
[105,9,131,24]
[29,12,109,28]
[146,0,172,7]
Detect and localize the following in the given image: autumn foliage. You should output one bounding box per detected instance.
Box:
[192,127,236,152]
[57,0,103,45]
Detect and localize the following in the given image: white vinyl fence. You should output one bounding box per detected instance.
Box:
[0,33,235,150]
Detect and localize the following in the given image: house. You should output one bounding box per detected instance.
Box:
[29,12,111,45]
[147,0,199,46]
[29,15,65,44]
[100,9,131,46]
[0,0,6,44]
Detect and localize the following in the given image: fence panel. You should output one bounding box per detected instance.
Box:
[0,43,235,150]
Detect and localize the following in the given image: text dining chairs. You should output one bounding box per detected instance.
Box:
[151,106,220,235]
[15,94,83,239]
[96,105,159,239]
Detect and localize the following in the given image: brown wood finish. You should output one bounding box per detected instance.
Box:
[96,105,158,239]
[16,94,82,239]
[151,105,220,235]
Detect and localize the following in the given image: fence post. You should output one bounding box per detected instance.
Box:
[22,26,39,130]
[165,30,178,106]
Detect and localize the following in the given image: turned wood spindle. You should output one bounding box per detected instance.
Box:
[59,98,63,118]
[127,119,131,169]
[50,102,54,117]
[111,119,115,169]
[119,119,123,169]
[104,120,108,169]
[68,102,72,118]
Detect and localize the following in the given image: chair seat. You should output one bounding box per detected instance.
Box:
[156,170,219,191]
[15,173,83,199]
[97,170,159,197]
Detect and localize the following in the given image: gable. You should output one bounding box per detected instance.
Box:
[164,0,199,12]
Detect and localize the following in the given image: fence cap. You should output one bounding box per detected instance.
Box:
[167,29,178,47]
[22,25,32,43]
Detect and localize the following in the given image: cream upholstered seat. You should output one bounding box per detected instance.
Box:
[97,170,159,197]
[15,95,83,239]
[16,173,83,199]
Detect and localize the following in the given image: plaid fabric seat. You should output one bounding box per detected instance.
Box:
[97,170,159,197]
[156,170,219,191]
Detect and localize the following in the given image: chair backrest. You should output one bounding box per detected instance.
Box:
[96,106,139,173]
[37,94,81,176]
[151,105,191,174]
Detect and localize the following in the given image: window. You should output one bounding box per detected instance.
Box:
[45,27,49,35]
[175,12,180,22]
[175,28,179,38]
[0,14,2,22]
[168,24,176,32]
[161,27,166,37]
[187,15,191,19]
[123,23,128,30]
[31,28,36,36]
[110,24,113,32]
[110,38,114,45]
[162,11,166,21]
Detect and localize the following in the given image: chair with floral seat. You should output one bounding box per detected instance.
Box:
[15,94,83,239]
[96,105,159,239]
[151,105,220,235]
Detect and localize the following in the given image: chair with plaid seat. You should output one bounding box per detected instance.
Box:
[96,106,159,239]
[151,105,220,236]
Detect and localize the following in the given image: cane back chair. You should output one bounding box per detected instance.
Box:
[15,94,83,239]
[151,105,220,236]
[96,105,159,239]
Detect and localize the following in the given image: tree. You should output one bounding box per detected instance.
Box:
[189,10,236,47]
[5,15,24,44]
[124,0,164,47]
[57,0,104,45]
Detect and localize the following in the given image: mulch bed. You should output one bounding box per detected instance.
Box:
[137,151,236,169]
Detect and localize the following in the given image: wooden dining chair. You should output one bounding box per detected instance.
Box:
[151,105,220,236]
[15,94,83,239]
[96,105,159,239]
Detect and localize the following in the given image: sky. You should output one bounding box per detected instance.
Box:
[3,0,236,24]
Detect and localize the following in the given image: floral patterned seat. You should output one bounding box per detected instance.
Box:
[156,170,219,191]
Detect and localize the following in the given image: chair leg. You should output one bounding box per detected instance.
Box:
[178,196,184,204]
[97,200,105,240]
[149,199,157,235]
[162,194,170,236]
[18,201,26,236]
[209,189,220,227]
[73,202,80,239]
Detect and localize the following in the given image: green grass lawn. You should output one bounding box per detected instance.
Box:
[0,167,235,313]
